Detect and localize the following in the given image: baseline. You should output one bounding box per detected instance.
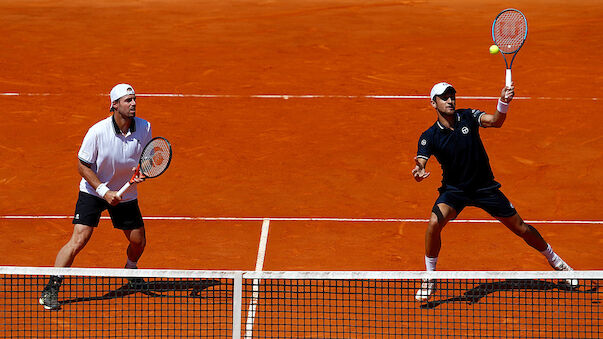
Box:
[1,215,602,224]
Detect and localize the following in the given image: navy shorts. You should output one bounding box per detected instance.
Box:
[72,192,144,230]
[435,186,517,218]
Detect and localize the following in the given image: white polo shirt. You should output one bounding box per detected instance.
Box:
[78,115,152,202]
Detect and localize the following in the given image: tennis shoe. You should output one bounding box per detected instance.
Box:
[125,277,146,290]
[551,260,579,288]
[39,276,62,310]
[415,279,436,301]
[124,265,145,289]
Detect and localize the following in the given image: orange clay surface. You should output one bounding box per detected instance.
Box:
[0,0,601,273]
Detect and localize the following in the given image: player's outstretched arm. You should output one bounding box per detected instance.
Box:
[412,156,430,182]
[480,83,515,128]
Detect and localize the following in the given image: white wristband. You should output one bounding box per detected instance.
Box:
[96,183,110,198]
[497,99,509,114]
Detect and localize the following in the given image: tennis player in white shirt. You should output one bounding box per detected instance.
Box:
[40,84,152,310]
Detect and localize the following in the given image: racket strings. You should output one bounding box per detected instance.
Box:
[140,139,171,178]
[493,11,527,53]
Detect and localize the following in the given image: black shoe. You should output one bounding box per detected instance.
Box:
[39,276,62,310]
[125,277,146,289]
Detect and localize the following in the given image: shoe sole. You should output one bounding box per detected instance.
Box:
[415,295,431,301]
[560,279,579,288]
[415,285,436,301]
[39,297,60,310]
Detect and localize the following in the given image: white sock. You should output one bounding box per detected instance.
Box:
[540,244,561,266]
[125,258,138,269]
[425,256,438,271]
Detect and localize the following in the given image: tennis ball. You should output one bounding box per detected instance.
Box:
[489,45,499,54]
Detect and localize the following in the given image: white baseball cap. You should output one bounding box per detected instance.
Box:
[109,83,135,110]
[430,82,455,100]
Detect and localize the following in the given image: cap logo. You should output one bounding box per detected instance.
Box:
[109,83,135,110]
[430,82,455,100]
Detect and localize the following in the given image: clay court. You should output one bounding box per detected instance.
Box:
[0,0,601,337]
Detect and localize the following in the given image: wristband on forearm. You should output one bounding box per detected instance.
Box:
[96,183,110,198]
[497,99,509,114]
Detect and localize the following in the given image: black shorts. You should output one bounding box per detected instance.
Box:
[72,192,144,230]
[435,186,517,218]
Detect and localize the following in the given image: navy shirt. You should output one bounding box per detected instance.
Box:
[417,109,499,192]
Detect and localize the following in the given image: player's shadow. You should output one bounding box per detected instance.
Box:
[60,279,223,306]
[420,279,599,310]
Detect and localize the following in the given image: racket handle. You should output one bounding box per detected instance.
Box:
[505,69,512,87]
[116,182,132,198]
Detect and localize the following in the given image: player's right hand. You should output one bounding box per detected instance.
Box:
[412,156,430,182]
[501,83,515,103]
[104,191,122,206]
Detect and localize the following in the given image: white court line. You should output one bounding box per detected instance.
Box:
[0,92,599,101]
[1,215,601,224]
[244,218,270,339]
[137,94,519,100]
[254,218,271,271]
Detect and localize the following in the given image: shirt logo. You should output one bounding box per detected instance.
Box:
[421,139,427,146]
[461,127,469,135]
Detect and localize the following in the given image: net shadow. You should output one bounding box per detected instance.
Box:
[421,279,599,310]
[60,279,222,306]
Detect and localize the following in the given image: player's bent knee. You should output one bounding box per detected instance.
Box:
[428,215,440,229]
[68,237,88,253]
[506,219,530,236]
[136,234,147,248]
[523,223,541,236]
[431,205,445,227]
[130,236,146,248]
[70,225,93,248]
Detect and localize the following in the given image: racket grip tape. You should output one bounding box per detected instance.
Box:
[116,182,132,198]
[505,69,512,87]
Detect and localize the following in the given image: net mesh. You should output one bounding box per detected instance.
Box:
[140,138,171,178]
[493,10,527,53]
[2,272,233,338]
[243,277,600,338]
[1,268,600,338]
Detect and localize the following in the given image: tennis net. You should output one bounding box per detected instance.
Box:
[0,267,600,338]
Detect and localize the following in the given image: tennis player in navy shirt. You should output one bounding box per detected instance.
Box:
[412,82,576,301]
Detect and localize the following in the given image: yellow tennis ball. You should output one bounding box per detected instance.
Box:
[489,44,499,54]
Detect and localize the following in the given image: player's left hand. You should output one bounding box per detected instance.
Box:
[412,156,430,182]
[132,167,146,184]
[501,83,515,103]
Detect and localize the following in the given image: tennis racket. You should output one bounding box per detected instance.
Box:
[116,137,173,198]
[491,8,528,87]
